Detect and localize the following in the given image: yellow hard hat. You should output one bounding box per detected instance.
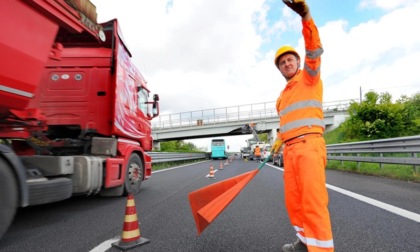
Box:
[274,45,300,67]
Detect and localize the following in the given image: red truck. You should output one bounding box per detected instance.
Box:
[0,0,159,239]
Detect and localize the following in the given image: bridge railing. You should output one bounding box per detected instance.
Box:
[152,99,356,130]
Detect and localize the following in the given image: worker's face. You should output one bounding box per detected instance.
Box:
[278,53,299,79]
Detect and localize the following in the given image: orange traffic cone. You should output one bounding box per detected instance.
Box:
[112,194,150,251]
[219,162,223,170]
[208,165,215,179]
[224,160,229,166]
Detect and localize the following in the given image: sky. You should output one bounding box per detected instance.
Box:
[91,0,420,152]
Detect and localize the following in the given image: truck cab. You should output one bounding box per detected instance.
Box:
[0,0,159,240]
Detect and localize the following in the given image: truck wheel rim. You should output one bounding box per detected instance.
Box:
[128,163,141,185]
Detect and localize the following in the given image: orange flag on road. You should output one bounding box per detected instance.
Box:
[188,155,272,235]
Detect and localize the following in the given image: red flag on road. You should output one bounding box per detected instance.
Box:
[188,155,272,235]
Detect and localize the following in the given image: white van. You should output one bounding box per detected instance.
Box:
[250,143,271,162]
[261,145,272,162]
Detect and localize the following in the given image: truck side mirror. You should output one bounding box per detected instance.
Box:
[152,94,159,118]
[153,101,159,117]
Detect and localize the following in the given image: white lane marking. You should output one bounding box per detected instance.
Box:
[89,236,119,252]
[92,162,419,251]
[268,164,420,223]
[152,160,208,173]
[326,184,420,222]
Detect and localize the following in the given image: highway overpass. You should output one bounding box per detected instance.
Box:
[151,99,354,148]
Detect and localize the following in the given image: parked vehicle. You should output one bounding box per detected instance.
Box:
[241,123,267,160]
[273,149,284,167]
[261,145,273,162]
[249,141,266,160]
[211,139,227,159]
[0,0,159,240]
[241,139,257,159]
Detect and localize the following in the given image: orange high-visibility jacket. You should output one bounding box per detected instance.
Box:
[254,146,261,156]
[276,18,324,142]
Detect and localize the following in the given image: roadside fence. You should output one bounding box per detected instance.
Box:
[149,135,420,174]
[326,135,420,173]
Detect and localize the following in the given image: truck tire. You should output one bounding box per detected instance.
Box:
[28,178,72,206]
[0,159,18,239]
[124,153,143,195]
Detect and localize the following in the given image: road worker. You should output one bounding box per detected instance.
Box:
[272,129,283,164]
[254,145,261,162]
[274,1,334,251]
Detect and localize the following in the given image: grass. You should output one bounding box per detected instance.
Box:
[326,160,420,183]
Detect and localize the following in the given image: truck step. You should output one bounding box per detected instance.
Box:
[27,178,72,206]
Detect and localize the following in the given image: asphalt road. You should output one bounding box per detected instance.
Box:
[0,159,419,252]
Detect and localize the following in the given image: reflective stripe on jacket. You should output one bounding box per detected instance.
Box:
[276,18,325,142]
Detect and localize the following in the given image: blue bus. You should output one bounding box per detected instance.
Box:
[211,139,227,160]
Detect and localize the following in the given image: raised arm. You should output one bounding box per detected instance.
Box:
[282,0,312,21]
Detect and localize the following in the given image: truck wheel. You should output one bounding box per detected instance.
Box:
[124,153,143,195]
[0,159,18,239]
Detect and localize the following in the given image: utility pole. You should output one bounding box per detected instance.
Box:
[359,86,362,104]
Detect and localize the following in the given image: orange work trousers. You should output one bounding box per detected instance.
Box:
[283,135,334,252]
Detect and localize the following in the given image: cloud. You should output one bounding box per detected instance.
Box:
[319,2,420,101]
[94,0,276,115]
[91,0,420,150]
[358,0,418,10]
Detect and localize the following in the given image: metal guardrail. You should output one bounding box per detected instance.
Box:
[152,99,356,130]
[149,136,420,174]
[327,135,420,172]
[148,152,207,163]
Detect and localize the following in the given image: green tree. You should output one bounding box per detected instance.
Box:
[341,91,406,140]
[397,92,420,136]
[259,133,268,142]
[160,140,199,152]
[160,141,176,151]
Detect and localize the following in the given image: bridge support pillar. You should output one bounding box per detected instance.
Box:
[153,141,161,151]
[268,128,278,145]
